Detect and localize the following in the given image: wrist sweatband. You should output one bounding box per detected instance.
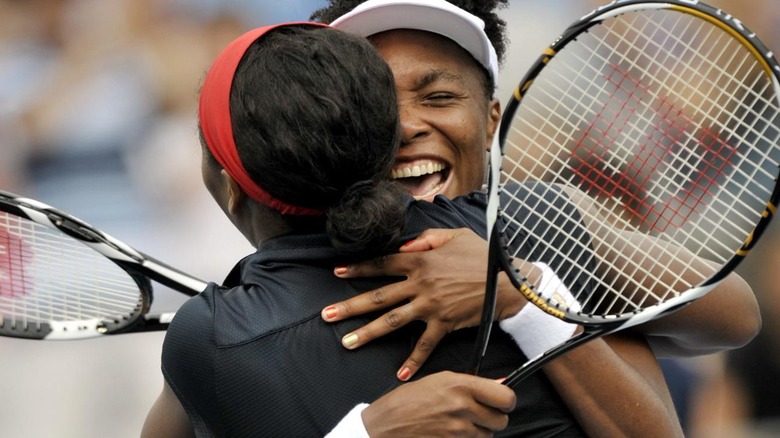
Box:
[325,403,370,438]
[499,262,579,359]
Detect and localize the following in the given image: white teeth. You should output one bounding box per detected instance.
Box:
[392,162,446,180]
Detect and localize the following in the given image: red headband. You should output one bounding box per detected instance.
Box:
[199,22,329,216]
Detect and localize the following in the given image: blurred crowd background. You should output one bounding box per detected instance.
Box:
[1,0,778,436]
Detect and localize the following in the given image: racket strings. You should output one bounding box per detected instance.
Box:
[609,10,780,168]
[508,181,680,306]
[630,17,780,190]
[617,10,767,125]
[499,183,701,319]
[498,188,614,313]
[506,20,772,231]
[510,128,744,266]
[499,9,780,322]
[0,213,143,329]
[518,12,780,189]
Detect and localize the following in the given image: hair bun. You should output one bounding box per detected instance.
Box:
[326,180,406,253]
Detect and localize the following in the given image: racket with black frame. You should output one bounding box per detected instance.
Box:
[0,190,208,340]
[472,0,780,387]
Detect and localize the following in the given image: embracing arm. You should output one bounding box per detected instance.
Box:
[324,228,683,437]
[324,372,516,438]
[541,332,682,437]
[323,224,758,372]
[636,271,760,357]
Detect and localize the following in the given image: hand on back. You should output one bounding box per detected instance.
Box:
[323,228,524,380]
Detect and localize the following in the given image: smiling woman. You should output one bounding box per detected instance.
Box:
[142,21,526,438]
[374,28,500,202]
[312,1,763,438]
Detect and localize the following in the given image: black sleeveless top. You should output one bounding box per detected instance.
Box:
[162,186,591,437]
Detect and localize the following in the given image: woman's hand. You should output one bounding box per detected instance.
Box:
[322,228,523,380]
[362,371,516,438]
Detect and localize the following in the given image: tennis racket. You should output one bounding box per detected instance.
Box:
[0,190,208,340]
[474,0,780,387]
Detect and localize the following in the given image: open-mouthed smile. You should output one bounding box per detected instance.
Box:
[391,159,451,201]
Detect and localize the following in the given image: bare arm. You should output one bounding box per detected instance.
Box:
[142,382,195,438]
[542,332,683,437]
[636,272,760,357]
[323,222,758,375]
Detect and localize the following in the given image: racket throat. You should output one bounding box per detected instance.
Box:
[470,225,504,375]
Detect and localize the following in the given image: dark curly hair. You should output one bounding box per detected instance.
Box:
[224,25,406,253]
[310,0,510,65]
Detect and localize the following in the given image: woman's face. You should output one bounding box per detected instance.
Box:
[371,29,500,201]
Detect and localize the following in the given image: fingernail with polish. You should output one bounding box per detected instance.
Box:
[397,367,411,381]
[400,240,416,249]
[322,306,338,321]
[334,266,348,276]
[342,333,359,349]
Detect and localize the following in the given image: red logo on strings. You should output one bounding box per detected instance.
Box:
[0,221,32,297]
[568,64,735,233]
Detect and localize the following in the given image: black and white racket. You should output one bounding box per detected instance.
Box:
[0,190,208,340]
[474,0,780,387]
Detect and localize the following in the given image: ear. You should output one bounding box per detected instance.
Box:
[486,98,501,151]
[220,169,246,215]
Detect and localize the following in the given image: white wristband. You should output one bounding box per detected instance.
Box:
[325,403,370,438]
[531,262,582,312]
[499,262,579,360]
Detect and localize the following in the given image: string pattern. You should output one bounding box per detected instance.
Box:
[499,8,780,323]
[0,212,143,332]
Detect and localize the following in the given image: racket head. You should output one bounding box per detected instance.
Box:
[494,0,780,326]
[0,190,152,340]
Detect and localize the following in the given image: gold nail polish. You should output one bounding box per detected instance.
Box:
[342,333,359,348]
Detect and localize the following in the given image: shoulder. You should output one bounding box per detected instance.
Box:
[404,192,488,238]
[161,284,223,435]
[162,284,219,368]
[177,253,366,346]
[500,181,571,212]
[499,182,597,295]
[165,285,217,342]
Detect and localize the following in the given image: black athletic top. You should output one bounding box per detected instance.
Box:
[162,185,591,437]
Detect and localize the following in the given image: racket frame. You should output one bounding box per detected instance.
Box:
[474,0,780,383]
[0,190,207,340]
